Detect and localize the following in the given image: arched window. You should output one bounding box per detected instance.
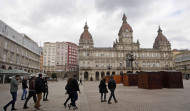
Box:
[96,72,99,80]
[101,72,105,78]
[84,72,89,80]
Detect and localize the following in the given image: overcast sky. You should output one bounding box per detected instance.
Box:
[0,0,190,49]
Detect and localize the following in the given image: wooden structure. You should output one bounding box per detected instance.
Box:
[113,75,121,84]
[123,73,138,86]
[105,76,111,83]
[161,71,183,88]
[138,72,162,89]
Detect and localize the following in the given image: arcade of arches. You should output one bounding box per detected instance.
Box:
[0,65,38,73]
[80,70,137,81]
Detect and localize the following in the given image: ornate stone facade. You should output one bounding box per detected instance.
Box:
[79,14,173,81]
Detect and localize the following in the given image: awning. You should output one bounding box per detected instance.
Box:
[0,69,8,74]
[30,72,48,77]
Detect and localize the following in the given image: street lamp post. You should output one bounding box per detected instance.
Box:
[184,65,187,73]
[107,64,112,75]
[128,52,135,73]
[183,65,189,80]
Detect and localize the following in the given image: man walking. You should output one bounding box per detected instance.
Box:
[21,77,28,100]
[68,75,80,109]
[34,74,45,110]
[3,75,20,111]
[108,76,118,104]
[23,76,37,109]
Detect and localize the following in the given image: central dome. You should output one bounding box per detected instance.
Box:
[118,14,133,36]
[79,22,93,44]
[154,26,168,43]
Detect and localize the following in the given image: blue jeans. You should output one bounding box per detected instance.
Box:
[4,92,17,109]
[70,91,78,107]
[21,88,27,99]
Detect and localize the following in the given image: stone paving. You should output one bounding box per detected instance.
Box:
[0,80,190,111]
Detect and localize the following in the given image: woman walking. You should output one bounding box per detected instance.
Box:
[43,77,49,101]
[99,77,108,102]
[63,77,73,107]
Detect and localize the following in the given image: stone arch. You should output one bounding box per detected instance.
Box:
[84,72,89,80]
[136,71,139,73]
[106,71,110,76]
[127,71,132,73]
[8,66,12,70]
[112,71,115,75]
[101,71,105,78]
[96,72,99,80]
[1,65,6,69]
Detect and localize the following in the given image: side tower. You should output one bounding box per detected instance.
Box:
[153,26,171,51]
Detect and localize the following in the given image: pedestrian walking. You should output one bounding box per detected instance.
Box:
[79,78,82,85]
[21,77,28,100]
[108,76,118,104]
[23,76,37,109]
[43,77,49,101]
[34,74,45,110]
[99,77,108,102]
[63,77,73,107]
[3,74,20,111]
[67,75,80,109]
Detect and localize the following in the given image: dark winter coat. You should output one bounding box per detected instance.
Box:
[108,79,116,90]
[35,77,45,94]
[22,79,28,89]
[65,78,79,93]
[44,80,48,92]
[99,80,108,93]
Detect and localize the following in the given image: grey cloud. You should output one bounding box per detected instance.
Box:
[94,0,155,19]
[27,0,77,25]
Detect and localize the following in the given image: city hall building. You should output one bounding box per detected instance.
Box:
[79,14,173,81]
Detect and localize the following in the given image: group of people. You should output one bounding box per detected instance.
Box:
[99,75,118,104]
[3,74,117,110]
[3,74,49,111]
[64,75,81,109]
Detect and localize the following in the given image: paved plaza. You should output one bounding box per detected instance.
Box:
[0,80,190,111]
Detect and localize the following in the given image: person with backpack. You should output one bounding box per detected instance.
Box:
[99,77,108,102]
[108,75,118,104]
[23,76,37,109]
